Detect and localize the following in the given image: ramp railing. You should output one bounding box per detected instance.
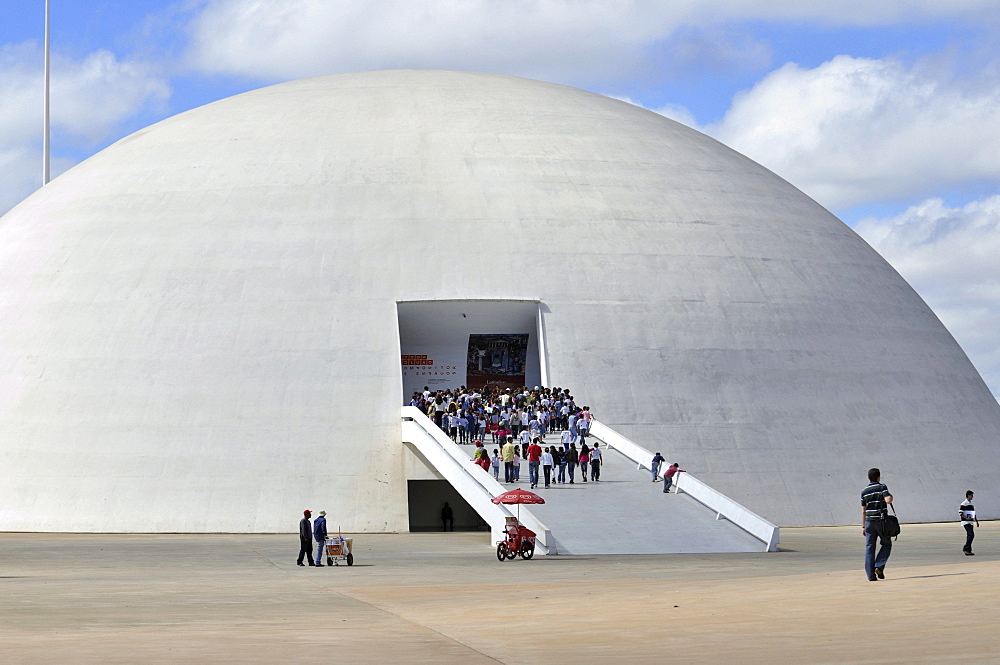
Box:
[588,419,779,552]
[401,406,552,554]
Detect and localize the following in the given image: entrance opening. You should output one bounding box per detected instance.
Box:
[397,300,545,399]
[407,480,485,531]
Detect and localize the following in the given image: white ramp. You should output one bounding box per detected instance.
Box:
[406,407,778,555]
[521,446,767,554]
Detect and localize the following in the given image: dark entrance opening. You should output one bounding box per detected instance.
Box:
[407,480,485,531]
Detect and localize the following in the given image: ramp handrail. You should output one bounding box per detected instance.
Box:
[588,419,779,552]
[401,406,552,554]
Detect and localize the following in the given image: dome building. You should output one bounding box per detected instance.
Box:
[1,70,998,532]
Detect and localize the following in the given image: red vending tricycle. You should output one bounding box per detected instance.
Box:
[497,516,536,560]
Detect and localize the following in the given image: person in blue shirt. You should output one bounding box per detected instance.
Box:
[651,452,665,482]
[313,510,328,567]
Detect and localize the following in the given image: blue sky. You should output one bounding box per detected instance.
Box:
[3,0,1000,397]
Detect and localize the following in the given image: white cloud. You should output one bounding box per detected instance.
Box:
[52,51,171,143]
[182,0,999,82]
[706,55,1000,210]
[855,196,1000,398]
[0,147,41,214]
[0,43,169,215]
[610,95,699,128]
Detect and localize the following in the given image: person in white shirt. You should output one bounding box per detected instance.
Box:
[961,490,980,556]
[540,447,554,488]
[589,442,602,481]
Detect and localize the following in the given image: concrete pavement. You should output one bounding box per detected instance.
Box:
[2,522,998,663]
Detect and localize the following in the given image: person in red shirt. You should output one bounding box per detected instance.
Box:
[663,463,685,493]
[526,439,543,489]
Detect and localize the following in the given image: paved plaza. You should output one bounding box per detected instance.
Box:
[2,522,998,664]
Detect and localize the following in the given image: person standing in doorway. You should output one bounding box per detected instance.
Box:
[313,510,328,567]
[862,467,894,581]
[589,442,602,481]
[297,510,315,567]
[961,490,979,556]
[662,462,685,493]
[442,502,454,532]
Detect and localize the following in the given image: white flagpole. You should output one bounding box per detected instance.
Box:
[43,0,51,185]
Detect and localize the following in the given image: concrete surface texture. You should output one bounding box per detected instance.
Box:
[456,441,765,553]
[2,70,998,532]
[2,524,999,664]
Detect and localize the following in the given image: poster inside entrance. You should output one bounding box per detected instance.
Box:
[466,334,529,390]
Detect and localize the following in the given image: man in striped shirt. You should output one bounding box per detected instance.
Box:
[862,467,894,581]
[961,490,979,556]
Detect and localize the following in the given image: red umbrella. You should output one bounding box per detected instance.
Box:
[492,488,544,521]
[492,489,545,505]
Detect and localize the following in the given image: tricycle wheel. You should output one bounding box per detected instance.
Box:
[506,544,517,560]
[346,553,354,566]
[519,542,535,560]
[496,542,508,561]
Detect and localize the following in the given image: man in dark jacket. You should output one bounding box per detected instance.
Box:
[313,510,328,567]
[297,510,314,566]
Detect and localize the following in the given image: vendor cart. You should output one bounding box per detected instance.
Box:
[324,535,354,566]
[496,516,536,561]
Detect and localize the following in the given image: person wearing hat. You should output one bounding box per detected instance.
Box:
[297,510,315,567]
[313,510,329,567]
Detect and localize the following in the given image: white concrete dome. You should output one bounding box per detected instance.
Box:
[2,69,998,531]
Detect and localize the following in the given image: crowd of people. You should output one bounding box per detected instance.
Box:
[407,385,601,488]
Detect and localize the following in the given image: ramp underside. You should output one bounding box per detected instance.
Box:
[461,444,764,554]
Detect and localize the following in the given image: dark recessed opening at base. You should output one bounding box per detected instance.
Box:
[407,480,486,532]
